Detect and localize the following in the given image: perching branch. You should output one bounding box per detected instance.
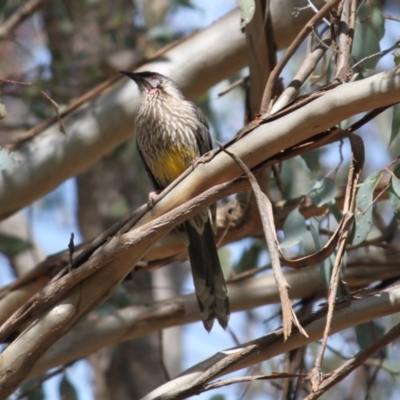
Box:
[0,0,47,39]
[141,284,400,400]
[0,2,326,220]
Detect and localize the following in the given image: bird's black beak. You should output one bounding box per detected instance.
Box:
[120,71,149,91]
[120,71,140,81]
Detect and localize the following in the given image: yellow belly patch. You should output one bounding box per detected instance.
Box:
[151,145,198,187]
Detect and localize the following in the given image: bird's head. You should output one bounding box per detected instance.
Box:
[120,71,183,99]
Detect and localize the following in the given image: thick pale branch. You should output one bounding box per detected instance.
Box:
[0,0,47,39]
[0,136,394,333]
[134,68,400,231]
[260,0,341,113]
[141,285,400,400]
[0,179,245,398]
[27,261,400,378]
[271,30,332,113]
[0,1,325,220]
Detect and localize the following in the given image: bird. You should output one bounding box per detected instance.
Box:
[120,70,230,331]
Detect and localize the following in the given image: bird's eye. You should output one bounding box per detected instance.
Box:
[151,75,157,80]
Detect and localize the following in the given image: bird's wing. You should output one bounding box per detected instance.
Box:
[137,144,162,190]
[189,102,217,234]
[190,102,213,155]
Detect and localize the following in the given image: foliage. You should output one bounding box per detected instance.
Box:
[1,0,400,399]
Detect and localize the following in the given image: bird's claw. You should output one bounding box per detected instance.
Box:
[192,151,213,170]
[147,190,161,209]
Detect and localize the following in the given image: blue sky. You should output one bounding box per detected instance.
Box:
[3,0,400,398]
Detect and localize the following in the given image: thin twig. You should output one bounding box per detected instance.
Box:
[311,27,335,52]
[0,177,248,344]
[68,233,75,267]
[259,0,341,115]
[0,0,47,39]
[203,372,308,392]
[334,0,356,82]
[0,79,67,135]
[280,212,353,269]
[270,27,333,114]
[382,14,400,23]
[352,40,400,69]
[158,330,171,382]
[15,362,73,400]
[218,78,245,97]
[218,143,307,340]
[306,320,400,399]
[309,135,364,391]
[347,105,396,132]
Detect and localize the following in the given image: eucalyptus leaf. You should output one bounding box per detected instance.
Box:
[209,395,225,400]
[394,52,400,66]
[218,247,232,277]
[381,359,400,374]
[309,178,338,207]
[236,0,255,29]
[355,321,386,359]
[310,218,332,289]
[173,0,196,9]
[388,186,400,221]
[280,208,307,249]
[389,103,400,147]
[59,373,78,400]
[0,233,32,259]
[301,150,322,172]
[391,163,400,197]
[234,240,263,274]
[352,3,385,69]
[0,102,6,120]
[351,171,383,245]
[0,147,17,171]
[327,202,343,223]
[19,377,45,400]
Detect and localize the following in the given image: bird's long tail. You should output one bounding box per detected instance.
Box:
[184,219,230,331]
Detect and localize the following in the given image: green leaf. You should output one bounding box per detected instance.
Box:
[280,208,307,249]
[381,359,400,374]
[389,186,400,221]
[389,103,400,147]
[209,395,225,400]
[394,52,400,66]
[0,102,6,120]
[236,0,255,29]
[352,3,385,69]
[0,233,32,259]
[19,377,45,400]
[173,0,196,9]
[301,150,322,173]
[310,218,332,289]
[309,178,338,207]
[281,157,311,198]
[309,218,322,249]
[355,321,386,359]
[0,147,17,171]
[351,171,383,245]
[147,26,175,42]
[391,163,400,196]
[59,373,78,400]
[233,240,263,274]
[217,247,232,277]
[327,203,343,223]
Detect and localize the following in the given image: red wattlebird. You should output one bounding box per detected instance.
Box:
[120,71,230,331]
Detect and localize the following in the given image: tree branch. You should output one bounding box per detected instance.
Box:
[27,260,400,379]
[0,1,326,220]
[0,0,47,39]
[140,284,400,400]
